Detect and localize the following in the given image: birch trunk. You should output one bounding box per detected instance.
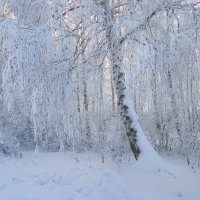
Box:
[110,41,141,160]
[101,0,140,160]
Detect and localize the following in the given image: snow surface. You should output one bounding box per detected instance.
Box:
[0,152,200,200]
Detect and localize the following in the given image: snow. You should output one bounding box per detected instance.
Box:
[0,152,200,200]
[124,93,164,166]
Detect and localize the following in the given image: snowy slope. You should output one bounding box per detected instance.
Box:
[0,152,199,200]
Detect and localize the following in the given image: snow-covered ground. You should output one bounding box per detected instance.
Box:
[0,152,200,200]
